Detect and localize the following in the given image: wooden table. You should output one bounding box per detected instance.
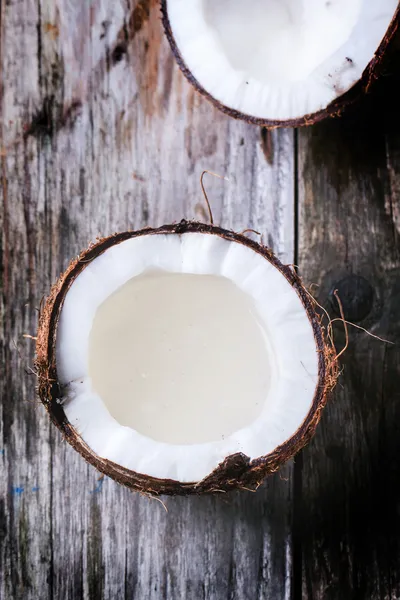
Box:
[1,1,400,598]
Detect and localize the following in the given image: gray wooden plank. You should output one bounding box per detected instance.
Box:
[1,1,296,599]
[297,93,400,598]
[0,0,53,598]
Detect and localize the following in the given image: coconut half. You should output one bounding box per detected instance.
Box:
[161,0,400,126]
[36,222,335,495]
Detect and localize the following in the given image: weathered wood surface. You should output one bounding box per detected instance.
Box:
[2,1,400,599]
[0,1,295,599]
[296,101,400,600]
[297,75,400,598]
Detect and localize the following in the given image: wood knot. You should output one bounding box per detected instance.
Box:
[329,275,374,322]
[111,43,127,64]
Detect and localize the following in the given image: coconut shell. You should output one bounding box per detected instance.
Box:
[36,221,337,495]
[160,1,400,128]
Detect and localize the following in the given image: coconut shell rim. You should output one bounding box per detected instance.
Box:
[160,0,400,128]
[36,221,336,495]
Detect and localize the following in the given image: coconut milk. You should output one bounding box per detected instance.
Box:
[88,271,272,445]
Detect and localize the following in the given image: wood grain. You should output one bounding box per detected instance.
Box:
[297,73,400,599]
[0,1,295,599]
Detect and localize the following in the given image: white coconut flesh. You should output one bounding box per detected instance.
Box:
[166,0,398,121]
[56,233,319,482]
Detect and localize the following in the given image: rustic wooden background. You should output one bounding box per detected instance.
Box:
[1,1,400,599]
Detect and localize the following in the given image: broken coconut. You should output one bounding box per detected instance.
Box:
[161,0,400,127]
[36,222,336,495]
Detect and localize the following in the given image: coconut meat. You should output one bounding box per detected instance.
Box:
[166,0,398,120]
[56,233,319,482]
